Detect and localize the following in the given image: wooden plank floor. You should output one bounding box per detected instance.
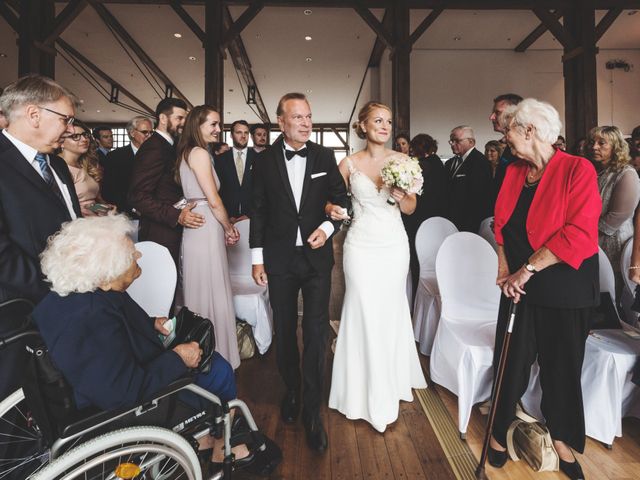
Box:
[234,342,456,480]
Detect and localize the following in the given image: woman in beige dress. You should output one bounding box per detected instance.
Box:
[58,122,113,216]
[175,105,241,369]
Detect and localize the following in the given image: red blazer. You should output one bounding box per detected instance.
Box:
[494,150,601,269]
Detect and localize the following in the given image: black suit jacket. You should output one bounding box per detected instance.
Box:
[249,139,348,274]
[103,144,136,215]
[214,147,256,217]
[444,147,493,233]
[128,132,182,263]
[0,132,82,304]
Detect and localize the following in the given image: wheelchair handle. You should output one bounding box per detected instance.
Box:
[0,329,41,349]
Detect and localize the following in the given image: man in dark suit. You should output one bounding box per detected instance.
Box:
[128,98,204,267]
[92,125,113,166]
[0,74,82,398]
[250,93,348,452]
[444,125,493,233]
[214,119,256,223]
[103,115,153,215]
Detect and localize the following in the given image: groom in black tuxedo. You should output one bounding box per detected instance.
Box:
[250,93,347,451]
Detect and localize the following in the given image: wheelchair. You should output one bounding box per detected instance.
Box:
[0,298,280,480]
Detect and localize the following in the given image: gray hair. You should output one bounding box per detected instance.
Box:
[451,125,475,141]
[500,98,562,144]
[126,115,154,139]
[0,75,77,123]
[41,214,137,296]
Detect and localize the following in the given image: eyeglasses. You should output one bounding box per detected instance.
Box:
[448,138,471,145]
[39,106,75,126]
[63,132,91,141]
[135,129,153,137]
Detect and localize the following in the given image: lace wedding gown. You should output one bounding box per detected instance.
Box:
[328,156,427,432]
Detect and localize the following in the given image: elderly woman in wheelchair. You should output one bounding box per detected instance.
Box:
[0,214,279,479]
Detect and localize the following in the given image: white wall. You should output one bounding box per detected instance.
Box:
[370,48,639,159]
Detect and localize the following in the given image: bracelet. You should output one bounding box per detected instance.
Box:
[629,266,640,270]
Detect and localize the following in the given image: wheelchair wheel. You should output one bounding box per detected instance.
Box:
[31,426,202,480]
[0,388,49,479]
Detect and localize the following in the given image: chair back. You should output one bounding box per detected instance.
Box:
[436,232,500,322]
[599,246,616,298]
[415,217,458,277]
[478,216,498,252]
[126,241,176,317]
[620,238,635,296]
[227,219,253,279]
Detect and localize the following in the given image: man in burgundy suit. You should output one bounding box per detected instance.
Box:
[128,98,204,266]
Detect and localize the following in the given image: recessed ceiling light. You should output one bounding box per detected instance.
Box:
[305,57,312,62]
[453,36,462,41]
[303,9,312,15]
[228,88,234,92]
[256,33,261,38]
[306,89,312,93]
[0,53,7,58]
[174,33,182,38]
[96,110,101,113]
[305,35,312,41]
[188,56,197,61]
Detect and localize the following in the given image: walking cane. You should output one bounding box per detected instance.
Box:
[475,299,518,479]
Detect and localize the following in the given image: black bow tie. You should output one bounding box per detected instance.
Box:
[285,148,307,160]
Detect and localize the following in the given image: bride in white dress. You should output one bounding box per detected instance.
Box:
[328,102,427,432]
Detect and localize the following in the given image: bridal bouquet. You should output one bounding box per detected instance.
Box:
[380,156,423,205]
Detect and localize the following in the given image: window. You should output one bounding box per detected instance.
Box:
[112,128,129,149]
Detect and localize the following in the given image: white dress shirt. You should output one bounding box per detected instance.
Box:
[251,142,334,265]
[2,130,77,219]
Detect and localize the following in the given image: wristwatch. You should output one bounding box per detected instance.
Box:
[524,263,537,274]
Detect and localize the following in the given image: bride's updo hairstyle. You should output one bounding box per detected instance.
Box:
[352,101,392,139]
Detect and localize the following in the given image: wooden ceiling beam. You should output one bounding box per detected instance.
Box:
[514,9,562,52]
[169,0,205,43]
[532,7,576,49]
[56,38,154,114]
[595,7,623,42]
[367,9,391,67]
[43,0,88,45]
[222,0,263,49]
[0,1,19,32]
[87,0,193,108]
[354,3,394,50]
[409,7,443,46]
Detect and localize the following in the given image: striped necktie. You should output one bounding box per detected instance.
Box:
[35,152,65,205]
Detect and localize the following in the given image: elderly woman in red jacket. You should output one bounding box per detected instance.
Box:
[488,99,601,480]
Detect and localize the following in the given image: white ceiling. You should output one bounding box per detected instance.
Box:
[0,4,638,124]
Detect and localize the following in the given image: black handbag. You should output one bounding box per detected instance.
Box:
[168,307,216,374]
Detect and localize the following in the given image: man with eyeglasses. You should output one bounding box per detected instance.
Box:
[444,125,493,233]
[0,74,82,398]
[103,115,154,215]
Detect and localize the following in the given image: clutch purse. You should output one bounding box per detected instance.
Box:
[168,307,216,374]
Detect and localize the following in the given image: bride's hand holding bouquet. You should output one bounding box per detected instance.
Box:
[380,155,423,206]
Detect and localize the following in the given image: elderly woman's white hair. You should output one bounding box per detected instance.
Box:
[500,98,562,145]
[41,214,137,296]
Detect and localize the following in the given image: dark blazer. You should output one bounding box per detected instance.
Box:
[0,131,81,398]
[103,144,136,215]
[403,154,448,236]
[0,133,82,303]
[214,147,256,218]
[128,132,182,263]
[444,147,493,233]
[250,139,348,274]
[33,290,187,411]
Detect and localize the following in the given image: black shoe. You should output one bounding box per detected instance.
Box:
[280,389,300,424]
[208,451,255,475]
[487,445,508,468]
[303,414,328,452]
[559,457,585,480]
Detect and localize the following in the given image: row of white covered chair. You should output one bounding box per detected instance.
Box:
[125,219,273,356]
[412,216,640,444]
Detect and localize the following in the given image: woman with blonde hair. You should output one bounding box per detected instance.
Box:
[327,101,427,432]
[176,105,241,370]
[588,125,640,298]
[58,121,113,216]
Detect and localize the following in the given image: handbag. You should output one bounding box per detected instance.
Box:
[168,307,215,374]
[506,404,559,472]
[236,319,256,360]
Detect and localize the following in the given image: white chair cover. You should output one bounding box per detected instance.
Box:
[412,217,458,355]
[521,248,640,446]
[478,216,498,252]
[429,232,500,434]
[227,219,273,354]
[126,241,176,318]
[620,239,639,328]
